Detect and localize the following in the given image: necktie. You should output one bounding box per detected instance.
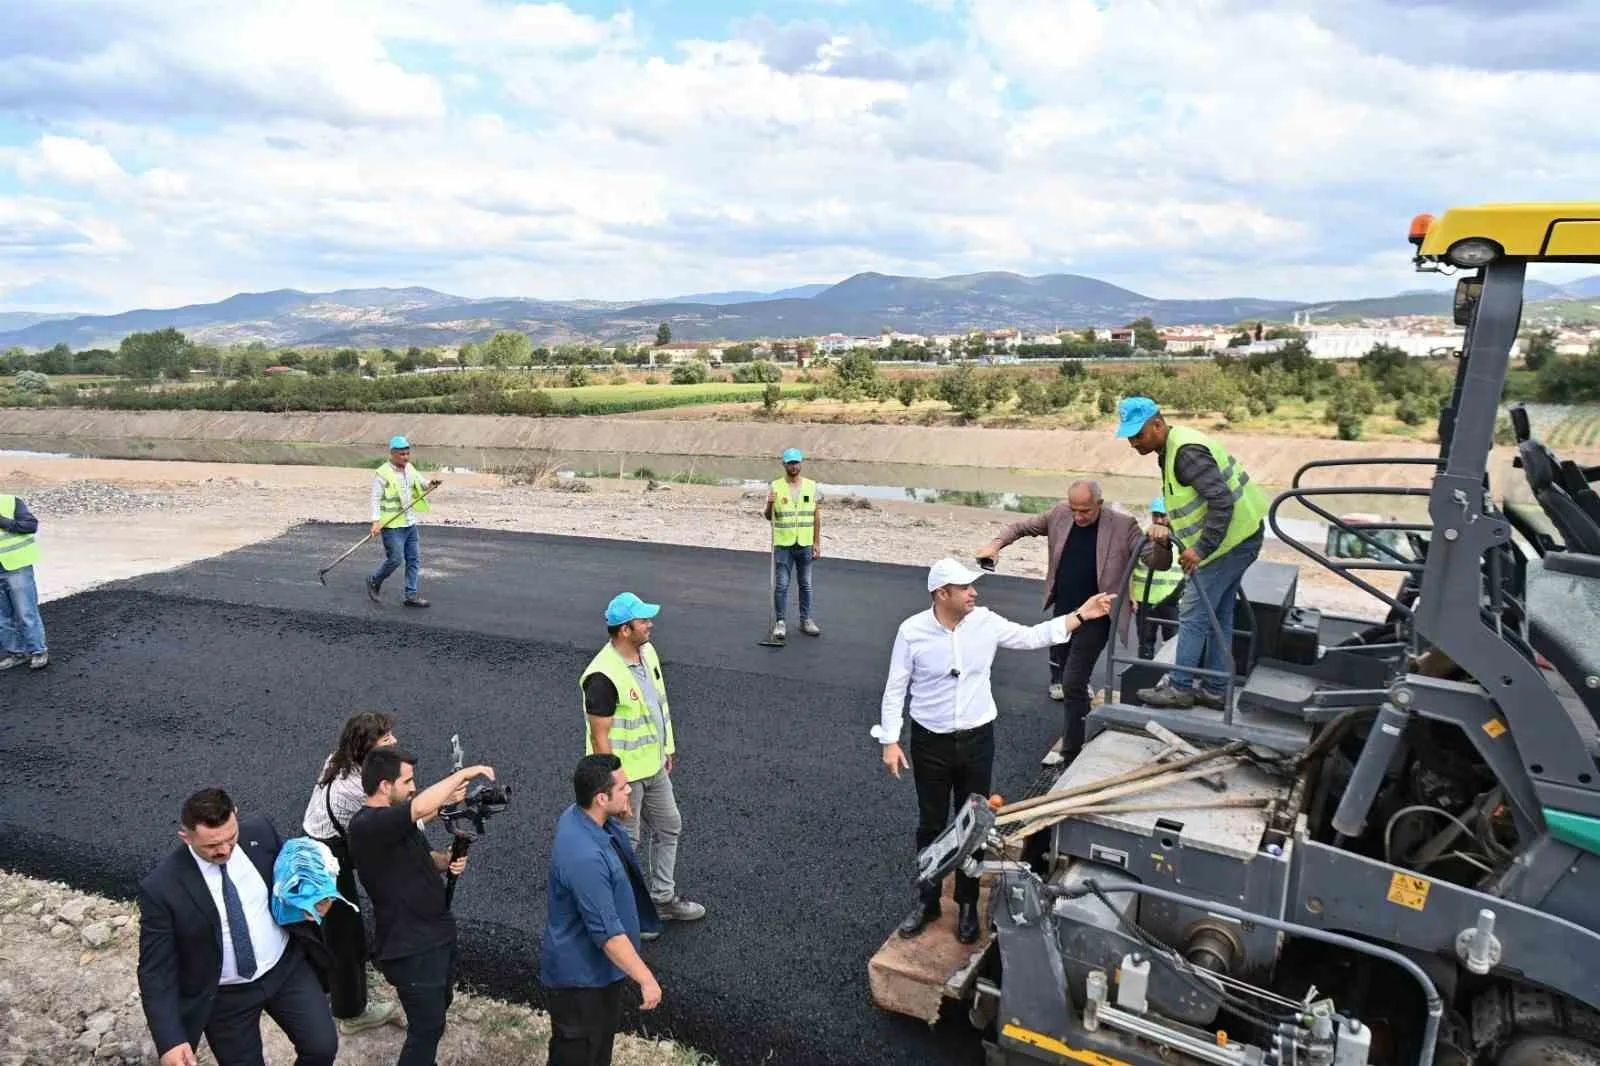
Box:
[218,861,257,980]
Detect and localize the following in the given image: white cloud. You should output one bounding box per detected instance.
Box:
[1,0,1597,314]
[15,135,126,187]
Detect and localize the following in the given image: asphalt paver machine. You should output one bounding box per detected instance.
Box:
[887,203,1600,1066]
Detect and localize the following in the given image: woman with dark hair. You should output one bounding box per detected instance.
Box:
[302,710,401,1034]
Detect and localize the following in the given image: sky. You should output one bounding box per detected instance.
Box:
[2,0,1598,314]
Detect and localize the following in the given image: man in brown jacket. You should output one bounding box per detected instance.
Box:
[976,480,1172,763]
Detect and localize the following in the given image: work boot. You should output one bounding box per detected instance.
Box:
[366,578,382,603]
[0,653,25,671]
[1048,682,1064,701]
[337,1000,398,1035]
[1137,681,1195,709]
[771,620,786,641]
[403,596,430,608]
[956,902,981,945]
[657,897,706,922]
[1193,688,1226,710]
[28,652,48,670]
[897,901,941,939]
[801,618,821,637]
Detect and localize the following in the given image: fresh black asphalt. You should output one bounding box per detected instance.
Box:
[0,524,1104,1066]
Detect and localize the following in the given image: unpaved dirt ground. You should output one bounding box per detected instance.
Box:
[0,455,1397,1065]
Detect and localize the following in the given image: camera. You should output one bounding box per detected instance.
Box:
[440,780,512,842]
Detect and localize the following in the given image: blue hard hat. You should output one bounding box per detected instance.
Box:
[605,592,661,627]
[782,448,804,463]
[1150,496,1167,515]
[1114,396,1159,439]
[389,435,411,450]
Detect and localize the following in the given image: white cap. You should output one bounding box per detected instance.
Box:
[927,557,987,592]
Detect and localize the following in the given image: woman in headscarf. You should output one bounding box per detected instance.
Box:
[301,710,401,1035]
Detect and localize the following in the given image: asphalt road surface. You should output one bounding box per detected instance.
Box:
[0,524,1107,1066]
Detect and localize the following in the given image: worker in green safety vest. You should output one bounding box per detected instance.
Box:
[366,435,442,608]
[762,447,823,642]
[1116,397,1267,709]
[581,592,706,936]
[0,492,48,670]
[1131,496,1185,661]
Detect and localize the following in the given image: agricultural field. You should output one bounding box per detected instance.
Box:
[1521,403,1600,448]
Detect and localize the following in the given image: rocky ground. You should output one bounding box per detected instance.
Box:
[0,873,712,1066]
[0,457,1400,1064]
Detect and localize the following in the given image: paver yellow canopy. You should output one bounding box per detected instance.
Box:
[873,205,1600,1066]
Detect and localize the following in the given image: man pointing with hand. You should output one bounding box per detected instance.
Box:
[874,558,1114,944]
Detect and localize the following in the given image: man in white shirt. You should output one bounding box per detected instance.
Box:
[367,434,442,608]
[137,788,337,1066]
[874,558,1114,943]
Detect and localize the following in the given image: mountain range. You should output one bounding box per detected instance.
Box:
[2,271,1597,352]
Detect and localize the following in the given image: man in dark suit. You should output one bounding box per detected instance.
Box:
[137,787,338,1066]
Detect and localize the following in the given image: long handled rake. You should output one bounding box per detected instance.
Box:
[317,481,438,586]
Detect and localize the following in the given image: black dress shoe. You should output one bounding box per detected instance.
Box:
[897,903,940,939]
[956,902,980,944]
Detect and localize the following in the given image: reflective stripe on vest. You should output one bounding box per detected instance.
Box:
[1128,556,1183,606]
[1160,426,1267,568]
[376,464,430,526]
[0,495,41,571]
[771,477,817,548]
[581,642,674,782]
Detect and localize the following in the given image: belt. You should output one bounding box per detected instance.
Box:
[910,718,994,740]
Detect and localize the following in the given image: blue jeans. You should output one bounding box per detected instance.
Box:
[371,525,421,599]
[1168,532,1262,696]
[773,545,814,621]
[0,564,47,655]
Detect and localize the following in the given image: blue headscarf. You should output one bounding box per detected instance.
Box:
[270,837,356,926]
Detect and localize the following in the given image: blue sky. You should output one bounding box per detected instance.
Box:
[2,0,1598,313]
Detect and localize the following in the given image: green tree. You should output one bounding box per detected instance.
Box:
[565,365,591,387]
[332,348,361,374]
[1326,376,1380,440]
[14,370,51,393]
[656,321,672,347]
[897,377,922,407]
[1015,377,1052,415]
[483,330,532,368]
[670,361,708,385]
[1126,317,1165,351]
[723,343,755,363]
[1522,328,1558,372]
[761,382,781,413]
[826,350,880,400]
[118,328,196,380]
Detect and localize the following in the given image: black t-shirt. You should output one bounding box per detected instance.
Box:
[346,799,456,961]
[1053,517,1100,616]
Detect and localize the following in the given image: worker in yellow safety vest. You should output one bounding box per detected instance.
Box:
[1131,496,1186,661]
[1116,397,1267,709]
[0,492,48,670]
[581,592,706,936]
[366,435,441,608]
[762,447,822,641]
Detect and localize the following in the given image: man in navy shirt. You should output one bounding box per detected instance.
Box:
[541,754,663,1066]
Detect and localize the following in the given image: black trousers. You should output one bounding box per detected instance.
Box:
[544,980,626,1066]
[205,942,338,1066]
[378,942,456,1066]
[316,835,369,1019]
[910,719,995,906]
[1049,615,1111,764]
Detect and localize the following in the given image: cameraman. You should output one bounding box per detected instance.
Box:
[347,747,494,1066]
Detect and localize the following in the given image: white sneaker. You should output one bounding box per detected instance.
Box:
[772,620,787,640]
[1048,683,1064,701]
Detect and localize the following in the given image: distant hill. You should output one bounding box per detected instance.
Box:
[2,272,1597,351]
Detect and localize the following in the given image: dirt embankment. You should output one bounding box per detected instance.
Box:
[0,407,1552,488]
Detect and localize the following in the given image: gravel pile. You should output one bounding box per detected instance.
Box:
[17,481,187,517]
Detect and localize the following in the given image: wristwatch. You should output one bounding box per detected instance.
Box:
[1070,610,1083,627]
